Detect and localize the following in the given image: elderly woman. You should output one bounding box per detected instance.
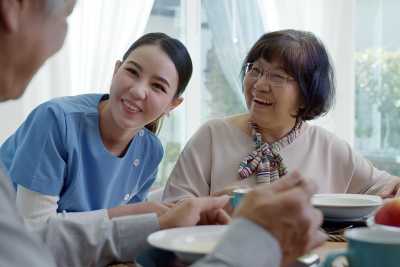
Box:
[162,29,400,203]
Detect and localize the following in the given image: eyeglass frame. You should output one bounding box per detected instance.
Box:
[244,62,295,87]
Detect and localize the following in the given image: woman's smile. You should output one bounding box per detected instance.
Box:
[121,98,143,114]
[252,94,275,107]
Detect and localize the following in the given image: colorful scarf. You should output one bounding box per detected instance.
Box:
[238,121,302,184]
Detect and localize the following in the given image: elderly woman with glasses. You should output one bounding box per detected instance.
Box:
[162,29,400,204]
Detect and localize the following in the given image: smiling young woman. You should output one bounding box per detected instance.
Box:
[0,32,193,226]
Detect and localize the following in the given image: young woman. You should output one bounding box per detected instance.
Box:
[0,32,192,224]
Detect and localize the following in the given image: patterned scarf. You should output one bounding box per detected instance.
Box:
[238,121,302,184]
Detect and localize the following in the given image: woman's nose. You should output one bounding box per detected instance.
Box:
[129,83,147,100]
[254,78,272,92]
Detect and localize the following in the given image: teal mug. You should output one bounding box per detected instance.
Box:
[230,188,251,208]
[322,227,400,267]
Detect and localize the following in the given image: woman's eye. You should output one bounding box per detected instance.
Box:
[271,73,286,80]
[152,84,166,93]
[126,68,139,77]
[252,67,262,74]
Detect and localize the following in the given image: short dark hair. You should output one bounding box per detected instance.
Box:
[122,32,193,134]
[241,29,335,121]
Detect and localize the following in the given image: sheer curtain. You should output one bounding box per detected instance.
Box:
[0,0,154,143]
[258,0,356,146]
[201,0,355,145]
[203,0,264,105]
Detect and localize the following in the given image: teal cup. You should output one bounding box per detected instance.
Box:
[230,188,251,208]
[322,227,400,267]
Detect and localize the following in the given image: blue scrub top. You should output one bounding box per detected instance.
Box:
[0,94,163,212]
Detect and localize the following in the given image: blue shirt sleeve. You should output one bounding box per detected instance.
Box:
[5,102,67,196]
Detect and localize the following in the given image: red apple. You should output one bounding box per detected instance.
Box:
[375,198,400,227]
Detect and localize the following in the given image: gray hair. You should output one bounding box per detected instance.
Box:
[45,0,62,11]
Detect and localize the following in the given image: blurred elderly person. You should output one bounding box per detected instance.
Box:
[163,29,400,203]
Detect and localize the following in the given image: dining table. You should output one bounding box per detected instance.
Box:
[110,240,347,267]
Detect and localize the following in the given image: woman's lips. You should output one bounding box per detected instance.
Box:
[121,99,142,113]
[253,96,274,106]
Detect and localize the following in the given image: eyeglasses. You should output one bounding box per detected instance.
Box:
[244,63,294,87]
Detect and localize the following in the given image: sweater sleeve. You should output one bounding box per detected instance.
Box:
[1,163,161,267]
[0,166,56,267]
[34,213,160,266]
[16,185,108,228]
[192,218,282,267]
[163,122,214,202]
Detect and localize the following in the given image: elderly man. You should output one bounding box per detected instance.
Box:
[0,0,326,266]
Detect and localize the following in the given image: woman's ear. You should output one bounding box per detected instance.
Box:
[113,60,123,76]
[167,96,183,113]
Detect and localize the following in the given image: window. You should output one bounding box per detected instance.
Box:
[144,0,185,186]
[145,0,400,187]
[354,0,400,175]
[145,0,262,186]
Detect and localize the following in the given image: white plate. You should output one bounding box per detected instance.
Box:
[148,225,320,265]
[147,225,227,263]
[312,194,382,220]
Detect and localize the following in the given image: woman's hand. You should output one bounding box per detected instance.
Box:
[107,202,173,219]
[212,185,250,215]
[211,185,242,197]
[377,176,400,198]
[158,196,231,229]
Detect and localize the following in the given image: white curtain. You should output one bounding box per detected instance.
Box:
[0,0,154,143]
[258,0,356,146]
[203,0,264,106]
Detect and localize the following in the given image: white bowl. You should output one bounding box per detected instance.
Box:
[312,194,383,220]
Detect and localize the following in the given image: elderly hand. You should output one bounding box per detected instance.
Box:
[377,176,400,198]
[158,196,231,229]
[234,171,327,267]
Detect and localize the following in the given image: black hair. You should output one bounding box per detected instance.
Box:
[241,29,335,121]
[123,32,193,133]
